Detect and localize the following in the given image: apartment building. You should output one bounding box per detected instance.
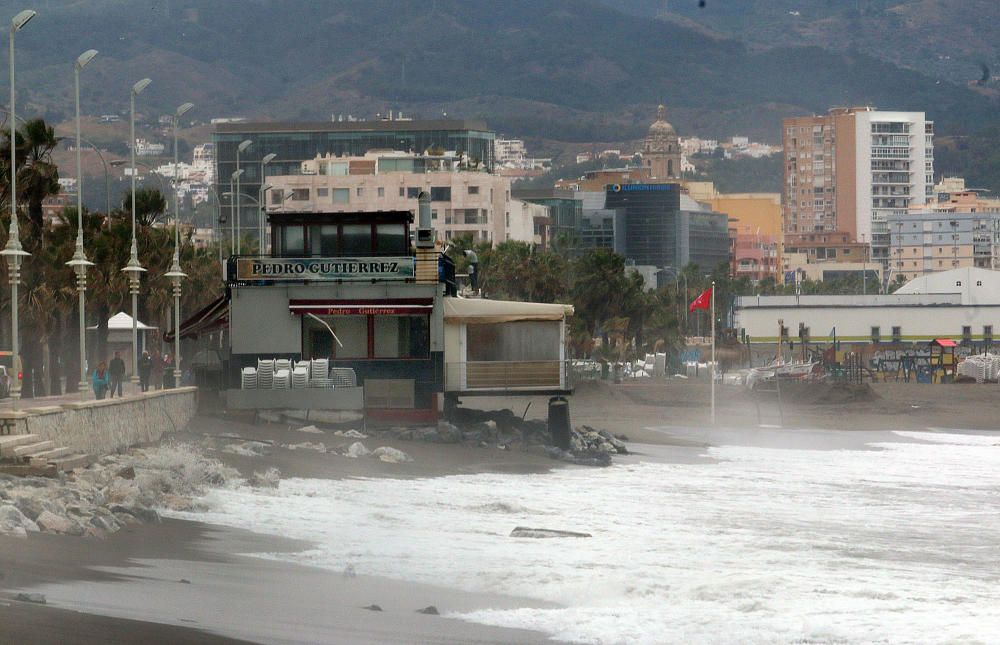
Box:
[888,211,1000,281]
[263,152,540,245]
[783,107,934,266]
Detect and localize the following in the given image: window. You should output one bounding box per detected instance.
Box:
[375,223,407,255]
[374,315,430,358]
[341,224,371,255]
[956,281,962,286]
[378,187,385,198]
[985,325,993,339]
[431,209,438,220]
[399,187,405,197]
[291,188,310,201]
[332,188,350,204]
[330,316,367,359]
[430,186,451,201]
[308,225,338,256]
[892,326,901,342]
[871,326,880,342]
[356,187,364,197]
[270,189,285,205]
[962,326,972,339]
[407,187,421,199]
[279,225,305,255]
[468,185,479,195]
[317,188,329,198]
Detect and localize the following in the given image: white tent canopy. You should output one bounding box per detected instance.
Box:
[87,311,157,331]
[443,297,573,324]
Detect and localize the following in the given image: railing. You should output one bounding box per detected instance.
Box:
[445,360,571,391]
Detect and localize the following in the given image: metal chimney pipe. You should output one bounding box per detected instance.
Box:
[418,191,431,229]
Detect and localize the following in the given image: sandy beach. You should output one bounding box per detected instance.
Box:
[2,378,999,643]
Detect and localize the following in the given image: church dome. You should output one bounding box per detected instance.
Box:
[644,104,677,153]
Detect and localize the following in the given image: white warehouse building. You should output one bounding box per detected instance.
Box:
[735,267,1000,345]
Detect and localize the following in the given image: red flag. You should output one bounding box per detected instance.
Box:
[689,287,712,313]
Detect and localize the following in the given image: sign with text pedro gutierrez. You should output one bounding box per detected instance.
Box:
[236,257,415,282]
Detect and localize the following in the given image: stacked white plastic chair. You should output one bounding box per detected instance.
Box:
[241,367,257,389]
[256,359,274,389]
[275,358,292,372]
[272,368,290,389]
[310,358,333,388]
[329,367,358,388]
[291,365,309,389]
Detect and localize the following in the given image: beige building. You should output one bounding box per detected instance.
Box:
[888,210,999,282]
[783,107,934,266]
[264,152,543,246]
[641,105,681,180]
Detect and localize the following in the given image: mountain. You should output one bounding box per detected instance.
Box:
[0,0,994,146]
[603,0,1000,87]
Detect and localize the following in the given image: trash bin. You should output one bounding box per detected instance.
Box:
[547,396,571,450]
[601,362,610,380]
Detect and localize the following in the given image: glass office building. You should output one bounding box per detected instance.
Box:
[214,119,495,245]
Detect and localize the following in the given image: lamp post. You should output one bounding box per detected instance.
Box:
[234,139,252,255]
[124,77,151,390]
[259,152,275,256]
[164,102,193,388]
[229,168,242,256]
[258,183,272,255]
[1,9,35,407]
[66,48,98,398]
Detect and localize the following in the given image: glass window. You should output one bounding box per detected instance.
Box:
[374,315,430,358]
[270,189,285,205]
[378,187,385,198]
[281,225,305,255]
[356,187,364,197]
[317,188,329,198]
[376,223,407,254]
[291,188,310,201]
[399,187,405,197]
[309,224,338,256]
[468,185,479,195]
[328,162,349,176]
[333,188,350,204]
[331,316,368,359]
[431,209,438,220]
[342,224,372,255]
[407,187,421,199]
[430,186,451,201]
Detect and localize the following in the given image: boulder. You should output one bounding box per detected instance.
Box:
[35,510,76,534]
[15,593,45,604]
[295,425,324,434]
[435,422,462,444]
[372,447,412,463]
[116,466,136,480]
[0,504,38,533]
[334,429,367,439]
[416,606,439,615]
[346,442,371,459]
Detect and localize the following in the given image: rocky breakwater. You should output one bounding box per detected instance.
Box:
[385,407,630,467]
[0,443,242,539]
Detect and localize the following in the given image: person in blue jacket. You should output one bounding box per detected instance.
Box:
[92,360,111,400]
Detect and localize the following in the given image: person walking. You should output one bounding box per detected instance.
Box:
[152,349,164,390]
[108,351,126,398]
[92,361,110,400]
[139,350,153,393]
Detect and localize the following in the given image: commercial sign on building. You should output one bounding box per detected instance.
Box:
[235,257,415,282]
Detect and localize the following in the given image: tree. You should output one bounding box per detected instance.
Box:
[14,118,62,239]
[123,188,168,227]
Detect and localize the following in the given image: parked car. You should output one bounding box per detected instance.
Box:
[0,365,10,399]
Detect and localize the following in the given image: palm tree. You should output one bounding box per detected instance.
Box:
[15,118,62,241]
[124,187,167,227]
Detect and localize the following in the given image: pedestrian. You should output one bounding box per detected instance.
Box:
[92,360,110,400]
[139,350,152,392]
[108,351,126,398]
[152,349,164,390]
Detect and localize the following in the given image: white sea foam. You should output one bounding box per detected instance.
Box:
[168,430,1000,644]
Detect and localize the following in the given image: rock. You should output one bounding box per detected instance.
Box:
[14,496,47,521]
[615,433,629,442]
[221,441,269,457]
[16,593,46,604]
[435,422,462,444]
[179,579,191,584]
[116,466,136,480]
[372,447,412,463]
[0,505,38,534]
[345,442,371,458]
[334,429,367,439]
[249,467,281,488]
[420,431,441,443]
[510,526,592,538]
[106,478,140,505]
[35,510,76,534]
[416,606,439,615]
[363,604,382,612]
[287,441,327,453]
[127,506,161,524]
[1,526,26,538]
[159,494,199,512]
[295,425,324,434]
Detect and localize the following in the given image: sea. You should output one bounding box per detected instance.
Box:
[170,428,1000,644]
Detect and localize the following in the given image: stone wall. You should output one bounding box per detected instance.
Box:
[1,387,197,455]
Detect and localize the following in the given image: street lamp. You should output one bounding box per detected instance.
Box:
[1,9,36,406]
[229,168,243,255]
[258,182,272,255]
[165,101,193,388]
[234,139,252,255]
[259,152,276,256]
[66,48,98,398]
[124,77,151,391]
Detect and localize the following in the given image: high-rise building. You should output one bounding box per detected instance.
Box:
[783,107,934,266]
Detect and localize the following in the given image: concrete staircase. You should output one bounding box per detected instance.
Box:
[0,434,91,475]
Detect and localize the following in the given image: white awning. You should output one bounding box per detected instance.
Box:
[443,297,573,324]
[87,311,156,331]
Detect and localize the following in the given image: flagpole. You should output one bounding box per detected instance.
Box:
[710,280,716,426]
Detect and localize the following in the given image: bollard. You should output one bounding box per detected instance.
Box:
[548,396,572,450]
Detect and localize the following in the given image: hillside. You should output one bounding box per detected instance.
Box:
[0,0,994,147]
